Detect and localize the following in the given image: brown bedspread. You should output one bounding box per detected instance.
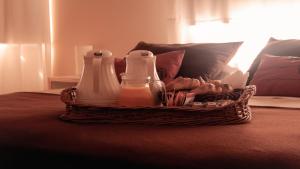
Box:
[0,92,300,169]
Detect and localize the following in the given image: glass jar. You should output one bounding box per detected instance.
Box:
[118,74,154,107]
[150,80,167,106]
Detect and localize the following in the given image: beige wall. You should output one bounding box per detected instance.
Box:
[53,0,172,76]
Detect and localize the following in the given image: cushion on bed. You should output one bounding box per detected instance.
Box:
[114,50,185,84]
[250,54,300,97]
[130,41,242,80]
[248,37,300,84]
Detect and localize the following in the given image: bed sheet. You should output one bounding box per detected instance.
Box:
[0,92,300,168]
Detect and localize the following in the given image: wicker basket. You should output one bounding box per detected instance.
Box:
[59,85,256,126]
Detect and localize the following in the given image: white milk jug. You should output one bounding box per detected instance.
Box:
[76,50,120,106]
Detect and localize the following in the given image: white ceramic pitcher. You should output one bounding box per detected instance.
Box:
[76,50,120,106]
[125,50,160,81]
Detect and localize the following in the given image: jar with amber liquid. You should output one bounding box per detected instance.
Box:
[119,74,154,107]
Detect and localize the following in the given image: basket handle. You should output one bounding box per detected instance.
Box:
[61,87,77,105]
[237,85,256,104]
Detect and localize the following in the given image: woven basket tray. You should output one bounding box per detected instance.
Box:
[59,85,256,126]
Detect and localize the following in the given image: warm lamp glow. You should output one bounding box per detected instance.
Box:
[39,71,44,79]
[49,0,55,76]
[49,0,54,44]
[183,2,300,73]
[0,44,6,56]
[20,55,26,62]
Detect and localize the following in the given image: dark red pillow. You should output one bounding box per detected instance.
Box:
[248,37,300,84]
[130,41,242,80]
[114,50,185,84]
[250,54,300,97]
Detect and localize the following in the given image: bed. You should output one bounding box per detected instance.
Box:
[0,92,300,169]
[1,38,300,169]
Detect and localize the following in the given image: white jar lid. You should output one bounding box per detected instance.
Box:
[127,50,153,58]
[85,49,112,59]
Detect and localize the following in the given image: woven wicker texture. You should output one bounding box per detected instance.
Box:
[60,85,256,126]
